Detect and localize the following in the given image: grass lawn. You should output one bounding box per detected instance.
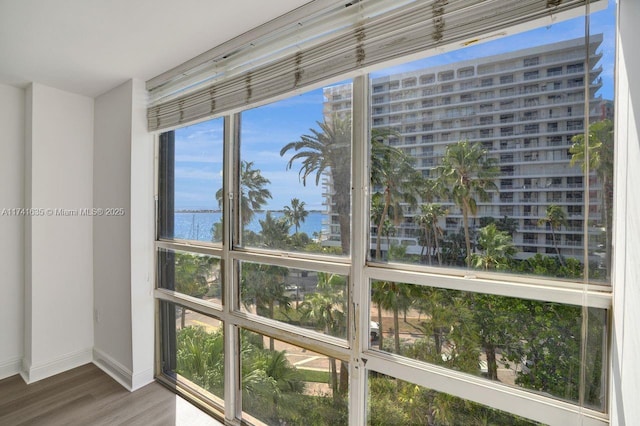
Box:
[298,368,331,383]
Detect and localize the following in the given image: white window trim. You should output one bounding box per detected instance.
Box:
[150,4,615,426]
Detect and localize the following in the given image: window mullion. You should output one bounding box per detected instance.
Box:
[222,113,241,424]
[349,74,370,426]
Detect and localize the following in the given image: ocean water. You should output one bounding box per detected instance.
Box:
[173,211,326,243]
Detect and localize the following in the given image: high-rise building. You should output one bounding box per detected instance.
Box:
[323,34,607,261]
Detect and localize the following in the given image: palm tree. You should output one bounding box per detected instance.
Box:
[472,223,516,270]
[370,138,421,260]
[570,119,614,279]
[415,204,448,265]
[538,204,568,267]
[298,272,347,397]
[283,198,309,234]
[436,141,499,267]
[240,263,290,350]
[216,160,272,227]
[280,115,352,254]
[371,280,412,354]
[259,211,291,249]
[174,253,213,327]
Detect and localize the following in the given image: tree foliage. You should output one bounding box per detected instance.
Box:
[472,223,517,270]
[175,326,348,425]
[436,141,499,267]
[215,160,272,227]
[370,138,422,260]
[280,114,352,255]
[284,198,309,234]
[570,119,614,281]
[538,204,568,267]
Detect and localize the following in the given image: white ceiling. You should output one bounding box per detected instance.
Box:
[0,0,313,98]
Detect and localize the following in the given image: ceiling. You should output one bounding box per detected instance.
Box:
[0,0,313,98]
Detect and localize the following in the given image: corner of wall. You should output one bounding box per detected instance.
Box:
[0,83,25,380]
[129,78,156,388]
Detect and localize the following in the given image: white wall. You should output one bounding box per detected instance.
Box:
[92,79,154,391]
[0,84,25,379]
[611,0,640,423]
[129,79,155,390]
[22,83,94,383]
[92,80,134,386]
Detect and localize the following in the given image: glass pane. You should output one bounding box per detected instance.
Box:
[368,372,542,425]
[239,261,348,340]
[239,82,353,256]
[241,329,348,425]
[160,302,224,403]
[158,117,224,243]
[585,0,616,283]
[361,5,615,283]
[369,280,606,409]
[158,248,222,305]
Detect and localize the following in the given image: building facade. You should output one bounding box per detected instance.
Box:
[324,35,609,262]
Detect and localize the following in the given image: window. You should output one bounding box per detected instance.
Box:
[439,70,454,81]
[500,87,515,96]
[154,2,615,425]
[402,77,417,87]
[479,90,494,99]
[567,63,584,74]
[419,73,435,84]
[547,66,563,77]
[480,103,493,112]
[421,99,434,107]
[500,127,514,136]
[158,117,224,243]
[568,119,584,131]
[568,77,584,88]
[524,56,540,66]
[548,135,563,146]
[481,77,493,87]
[500,100,514,110]
[500,74,514,84]
[458,67,474,78]
[524,123,539,134]
[500,114,514,123]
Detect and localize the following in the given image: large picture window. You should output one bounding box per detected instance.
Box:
[154,1,615,424]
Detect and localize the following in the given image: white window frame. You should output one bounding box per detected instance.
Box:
[151,5,614,426]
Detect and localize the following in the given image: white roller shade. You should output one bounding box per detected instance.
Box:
[147,0,600,132]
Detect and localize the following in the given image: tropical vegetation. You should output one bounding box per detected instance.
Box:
[168,116,612,423]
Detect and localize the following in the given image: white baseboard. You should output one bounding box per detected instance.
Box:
[131,367,155,391]
[20,348,93,384]
[0,356,22,380]
[92,348,133,391]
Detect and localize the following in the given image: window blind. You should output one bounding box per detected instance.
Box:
[147,0,600,132]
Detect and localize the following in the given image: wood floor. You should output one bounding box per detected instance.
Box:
[0,363,223,426]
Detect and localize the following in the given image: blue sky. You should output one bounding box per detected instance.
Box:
[172,0,616,212]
